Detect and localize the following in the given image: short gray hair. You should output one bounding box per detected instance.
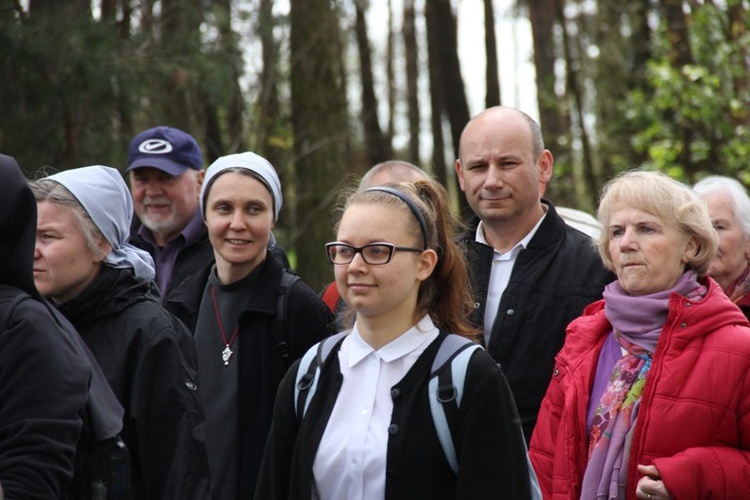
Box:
[693,175,750,239]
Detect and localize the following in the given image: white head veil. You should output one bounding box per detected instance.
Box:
[46,165,155,280]
[200,151,283,221]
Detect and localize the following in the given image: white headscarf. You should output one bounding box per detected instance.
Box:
[46,165,155,280]
[200,151,283,221]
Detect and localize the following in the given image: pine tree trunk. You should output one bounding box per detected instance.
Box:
[290,0,349,288]
[484,0,501,107]
[659,0,696,177]
[403,0,421,163]
[528,0,569,159]
[355,0,390,166]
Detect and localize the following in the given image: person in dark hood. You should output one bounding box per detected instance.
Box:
[0,155,123,499]
[31,165,211,500]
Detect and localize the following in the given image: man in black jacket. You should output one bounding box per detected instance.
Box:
[126,126,212,304]
[454,106,614,443]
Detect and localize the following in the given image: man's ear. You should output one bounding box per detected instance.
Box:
[538,149,554,188]
[195,170,206,189]
[455,159,466,192]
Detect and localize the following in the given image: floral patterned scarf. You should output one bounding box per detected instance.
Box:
[727,264,750,307]
[581,271,705,499]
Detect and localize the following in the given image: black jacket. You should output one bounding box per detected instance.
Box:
[255,331,532,499]
[129,216,215,304]
[0,286,91,499]
[461,200,614,442]
[166,255,333,499]
[57,266,211,500]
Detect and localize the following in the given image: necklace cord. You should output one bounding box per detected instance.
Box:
[211,285,239,346]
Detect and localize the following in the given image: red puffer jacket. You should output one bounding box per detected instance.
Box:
[529,277,750,499]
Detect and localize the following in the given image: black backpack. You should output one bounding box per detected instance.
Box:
[272,269,301,364]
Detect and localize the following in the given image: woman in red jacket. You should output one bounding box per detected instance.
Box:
[529,170,750,500]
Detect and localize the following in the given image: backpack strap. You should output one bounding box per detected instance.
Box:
[293,331,347,420]
[428,334,543,499]
[274,270,301,362]
[428,334,482,474]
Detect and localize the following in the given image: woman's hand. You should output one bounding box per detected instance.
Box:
[636,464,671,500]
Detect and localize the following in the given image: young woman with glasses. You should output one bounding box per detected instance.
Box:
[255,179,533,499]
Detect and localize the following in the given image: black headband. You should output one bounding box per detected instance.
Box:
[365,186,428,249]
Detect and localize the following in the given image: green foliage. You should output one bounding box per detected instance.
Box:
[0,3,241,174]
[625,4,750,184]
[0,9,127,172]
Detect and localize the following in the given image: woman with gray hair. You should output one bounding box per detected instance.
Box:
[693,175,750,319]
[529,170,750,499]
[31,165,210,500]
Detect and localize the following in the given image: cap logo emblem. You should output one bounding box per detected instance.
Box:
[138,139,173,154]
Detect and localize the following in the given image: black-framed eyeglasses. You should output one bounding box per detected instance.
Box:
[325,242,424,265]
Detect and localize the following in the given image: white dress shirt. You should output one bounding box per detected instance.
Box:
[313,315,439,500]
[477,211,546,345]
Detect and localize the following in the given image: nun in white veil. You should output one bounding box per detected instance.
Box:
[30,165,211,500]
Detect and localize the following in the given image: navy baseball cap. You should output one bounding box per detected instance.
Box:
[126,126,203,176]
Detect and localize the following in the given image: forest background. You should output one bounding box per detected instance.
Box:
[2,0,749,288]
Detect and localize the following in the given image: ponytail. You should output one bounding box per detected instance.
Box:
[408,180,478,338]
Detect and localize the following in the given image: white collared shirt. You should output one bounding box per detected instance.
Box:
[313,315,439,500]
[477,211,546,345]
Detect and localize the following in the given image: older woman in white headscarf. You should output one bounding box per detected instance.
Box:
[31,165,210,500]
[163,152,333,500]
[693,175,750,320]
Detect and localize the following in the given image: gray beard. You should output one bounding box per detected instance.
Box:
[141,213,181,240]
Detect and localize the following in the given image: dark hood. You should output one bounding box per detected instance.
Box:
[0,154,41,300]
[58,266,161,326]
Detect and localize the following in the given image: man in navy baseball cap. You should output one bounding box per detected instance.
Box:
[126,126,213,302]
[127,126,203,176]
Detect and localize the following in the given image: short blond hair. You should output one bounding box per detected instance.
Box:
[597,170,717,276]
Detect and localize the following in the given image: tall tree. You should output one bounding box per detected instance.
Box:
[386,0,396,146]
[425,0,471,217]
[556,0,597,209]
[727,1,749,127]
[216,0,245,155]
[425,0,448,187]
[631,0,653,88]
[159,0,204,131]
[403,0,421,163]
[425,0,470,160]
[355,0,390,166]
[290,0,349,288]
[659,0,696,178]
[484,0,501,107]
[593,0,652,183]
[527,0,570,167]
[258,0,284,167]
